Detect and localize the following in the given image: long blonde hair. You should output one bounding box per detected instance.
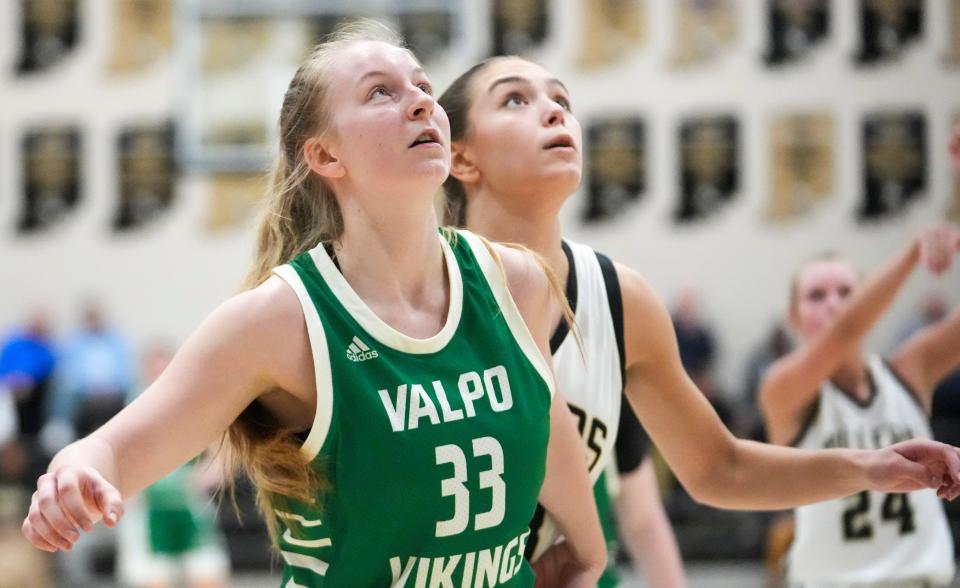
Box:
[223,19,408,547]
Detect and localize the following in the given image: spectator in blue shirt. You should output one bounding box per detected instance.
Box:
[51,300,134,441]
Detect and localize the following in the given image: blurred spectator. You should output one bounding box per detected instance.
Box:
[742,322,793,441]
[49,299,134,445]
[0,307,57,486]
[672,288,731,424]
[672,288,717,388]
[0,307,57,438]
[743,322,792,405]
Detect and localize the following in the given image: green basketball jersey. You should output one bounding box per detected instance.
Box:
[593,471,621,588]
[144,464,216,555]
[271,229,555,587]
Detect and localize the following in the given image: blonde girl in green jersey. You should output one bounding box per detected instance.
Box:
[20,22,607,587]
[436,55,960,584]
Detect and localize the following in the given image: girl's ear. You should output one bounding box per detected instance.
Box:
[450,141,480,185]
[304,137,346,179]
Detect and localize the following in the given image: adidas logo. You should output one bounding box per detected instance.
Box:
[346,336,379,362]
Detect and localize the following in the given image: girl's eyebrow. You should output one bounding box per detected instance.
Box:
[357,66,426,87]
[487,75,568,94]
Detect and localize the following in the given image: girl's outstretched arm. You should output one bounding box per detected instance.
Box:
[22,278,315,552]
[616,264,960,511]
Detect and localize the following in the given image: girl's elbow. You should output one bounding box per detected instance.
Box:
[679,441,740,508]
[582,545,608,577]
[681,476,728,508]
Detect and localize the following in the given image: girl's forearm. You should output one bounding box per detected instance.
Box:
[698,440,869,511]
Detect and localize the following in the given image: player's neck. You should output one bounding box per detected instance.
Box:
[335,196,447,317]
[465,194,568,284]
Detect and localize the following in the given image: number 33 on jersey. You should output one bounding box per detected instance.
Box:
[271,230,556,587]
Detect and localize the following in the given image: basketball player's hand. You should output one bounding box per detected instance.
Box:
[532,541,601,588]
[867,439,960,500]
[21,465,124,552]
[916,224,960,277]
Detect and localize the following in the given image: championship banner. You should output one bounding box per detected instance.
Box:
[859,111,926,221]
[399,11,453,64]
[16,0,80,74]
[492,0,549,56]
[765,0,829,66]
[671,0,738,67]
[767,113,834,222]
[578,0,647,70]
[854,0,923,65]
[114,124,175,232]
[207,173,266,233]
[18,127,81,234]
[676,115,739,223]
[582,117,646,223]
[108,0,173,74]
[944,0,960,65]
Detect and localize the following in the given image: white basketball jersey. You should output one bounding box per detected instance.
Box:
[788,355,955,588]
[528,240,625,560]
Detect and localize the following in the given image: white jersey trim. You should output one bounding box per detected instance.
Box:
[272,265,334,462]
[459,230,556,400]
[305,233,464,354]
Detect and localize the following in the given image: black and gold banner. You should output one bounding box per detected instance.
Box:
[765,0,829,66]
[108,0,173,74]
[492,0,548,56]
[19,127,81,233]
[16,0,80,74]
[859,111,926,221]
[767,113,834,221]
[114,124,176,231]
[671,0,738,67]
[582,117,646,223]
[854,0,923,65]
[676,115,739,223]
[579,0,647,70]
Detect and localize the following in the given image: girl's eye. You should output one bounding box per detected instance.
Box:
[555,96,572,111]
[370,86,390,99]
[504,93,527,107]
[417,83,434,96]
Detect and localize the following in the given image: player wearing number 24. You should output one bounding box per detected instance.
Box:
[761,220,960,586]
[21,20,960,588]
